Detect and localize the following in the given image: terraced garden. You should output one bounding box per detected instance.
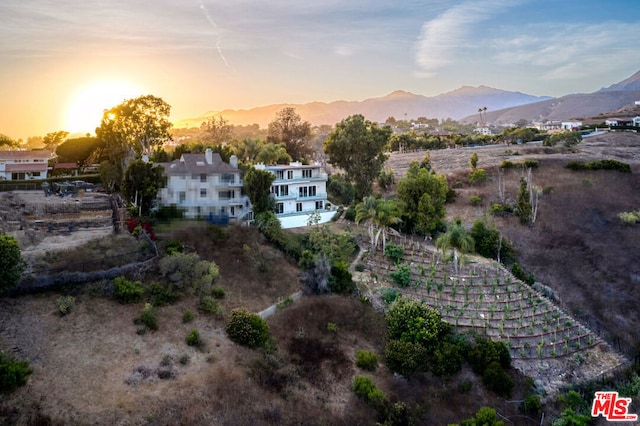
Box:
[357,235,629,395]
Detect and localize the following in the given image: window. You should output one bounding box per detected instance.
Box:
[315,201,323,210]
[200,174,207,182]
[302,169,312,178]
[221,173,235,184]
[200,188,207,197]
[300,187,308,198]
[276,170,284,180]
[179,192,186,203]
[296,202,302,212]
[280,185,288,196]
[276,203,284,214]
[32,172,41,177]
[287,170,294,180]
[308,186,317,197]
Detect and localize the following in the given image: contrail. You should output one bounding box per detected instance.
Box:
[199,1,230,68]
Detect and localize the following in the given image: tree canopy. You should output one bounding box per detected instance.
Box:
[267,107,312,162]
[323,114,391,200]
[122,159,165,217]
[0,134,18,148]
[43,131,69,153]
[201,116,233,145]
[0,234,26,293]
[243,167,275,215]
[55,137,102,168]
[396,161,449,235]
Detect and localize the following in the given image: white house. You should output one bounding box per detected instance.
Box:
[254,161,336,229]
[0,150,52,181]
[157,149,251,222]
[561,121,582,131]
[633,117,640,127]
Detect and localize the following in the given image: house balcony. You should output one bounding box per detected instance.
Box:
[272,173,328,184]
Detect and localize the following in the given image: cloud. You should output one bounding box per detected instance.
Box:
[414,0,518,75]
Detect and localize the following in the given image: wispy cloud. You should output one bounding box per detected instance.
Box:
[198,1,230,68]
[414,0,519,76]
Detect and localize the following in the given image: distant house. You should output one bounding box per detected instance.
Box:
[0,150,53,181]
[473,126,492,135]
[633,117,640,127]
[157,149,251,222]
[606,118,633,127]
[254,161,336,229]
[534,121,562,131]
[561,121,582,131]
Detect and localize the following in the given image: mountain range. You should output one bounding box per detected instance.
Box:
[174,70,640,128]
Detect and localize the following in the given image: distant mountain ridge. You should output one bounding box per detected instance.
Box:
[174,86,551,129]
[461,69,640,124]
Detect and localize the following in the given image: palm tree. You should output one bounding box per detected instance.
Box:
[373,199,401,252]
[435,219,474,275]
[477,107,483,123]
[483,106,488,122]
[355,196,379,252]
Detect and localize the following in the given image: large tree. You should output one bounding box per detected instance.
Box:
[55,136,102,169]
[0,134,18,148]
[201,115,233,145]
[43,131,69,153]
[323,114,391,200]
[243,167,276,215]
[396,161,449,235]
[0,234,26,293]
[267,107,312,162]
[122,159,164,217]
[95,95,172,191]
[435,219,475,274]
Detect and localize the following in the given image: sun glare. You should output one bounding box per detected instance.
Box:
[65,80,144,134]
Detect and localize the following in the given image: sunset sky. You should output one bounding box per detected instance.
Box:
[1,0,639,141]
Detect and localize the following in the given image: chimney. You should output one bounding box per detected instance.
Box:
[205,148,213,164]
[230,155,238,168]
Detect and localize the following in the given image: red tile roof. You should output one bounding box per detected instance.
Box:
[5,163,48,172]
[0,150,52,160]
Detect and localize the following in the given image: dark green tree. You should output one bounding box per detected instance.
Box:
[0,234,26,293]
[435,219,475,274]
[323,114,392,200]
[0,134,18,148]
[470,152,478,170]
[55,136,102,169]
[397,161,449,235]
[267,107,312,161]
[243,167,276,215]
[122,159,164,217]
[516,177,532,225]
[386,297,449,347]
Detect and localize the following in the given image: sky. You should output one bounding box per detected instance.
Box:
[1,0,639,140]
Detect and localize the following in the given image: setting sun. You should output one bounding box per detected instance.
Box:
[65,80,144,134]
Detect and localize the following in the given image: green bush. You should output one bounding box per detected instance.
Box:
[328,261,355,294]
[344,204,356,222]
[355,263,365,272]
[467,338,511,374]
[511,262,535,285]
[386,297,449,346]
[146,281,179,306]
[0,354,33,393]
[134,303,158,331]
[430,338,464,378]
[522,394,542,415]
[199,295,224,316]
[186,329,202,347]
[164,239,183,254]
[113,276,144,304]
[389,264,412,288]
[355,350,379,371]
[352,375,386,408]
[489,203,513,217]
[384,243,405,264]
[469,195,482,206]
[500,160,516,169]
[0,234,26,294]
[523,159,539,168]
[618,210,640,225]
[211,285,226,299]
[566,159,631,173]
[381,287,400,304]
[468,168,488,183]
[385,340,429,377]
[182,310,194,323]
[55,295,76,316]
[225,308,271,349]
[482,361,514,397]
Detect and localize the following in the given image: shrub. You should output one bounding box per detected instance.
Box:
[164,239,183,254]
[277,296,294,309]
[355,350,379,371]
[355,263,365,272]
[225,308,271,349]
[511,262,535,285]
[384,243,405,264]
[389,264,412,288]
[468,168,488,183]
[500,160,516,169]
[377,168,395,190]
[199,295,224,317]
[489,203,513,217]
[344,204,356,222]
[522,394,542,415]
[384,340,429,377]
[566,159,631,173]
[113,276,144,303]
[523,159,539,168]
[482,361,514,397]
[186,329,202,347]
[211,285,226,299]
[618,211,640,225]
[0,234,26,294]
[381,287,400,304]
[146,281,179,306]
[430,338,464,378]
[469,195,482,206]
[328,261,355,294]
[467,338,511,374]
[352,375,386,408]
[182,310,194,323]
[0,353,33,393]
[158,252,220,296]
[134,303,158,331]
[55,295,76,316]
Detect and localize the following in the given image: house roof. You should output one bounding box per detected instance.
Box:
[54,162,77,169]
[160,152,238,175]
[5,163,48,172]
[0,150,52,160]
